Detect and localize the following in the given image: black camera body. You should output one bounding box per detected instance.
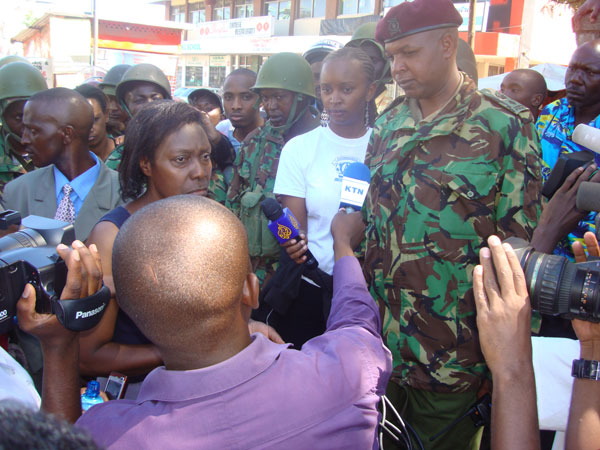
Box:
[0,211,109,334]
[506,237,600,323]
[542,150,595,199]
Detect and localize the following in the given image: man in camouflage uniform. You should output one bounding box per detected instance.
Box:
[226,52,319,287]
[0,62,47,198]
[105,64,172,170]
[365,1,543,448]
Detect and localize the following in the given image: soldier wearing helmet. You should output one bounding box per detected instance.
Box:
[0,61,48,197]
[0,55,29,69]
[98,64,131,139]
[226,52,319,287]
[105,64,172,170]
[303,39,343,110]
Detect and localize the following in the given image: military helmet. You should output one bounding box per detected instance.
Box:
[0,55,29,69]
[99,64,132,96]
[346,22,392,87]
[252,52,316,99]
[116,63,172,104]
[0,62,48,104]
[346,23,385,55]
[303,39,343,65]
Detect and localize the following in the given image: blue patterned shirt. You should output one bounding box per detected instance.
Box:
[536,98,599,259]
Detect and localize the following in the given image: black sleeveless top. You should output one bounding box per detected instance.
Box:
[99,206,152,347]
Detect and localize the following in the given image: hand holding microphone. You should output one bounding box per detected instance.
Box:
[339,162,371,213]
[261,198,318,268]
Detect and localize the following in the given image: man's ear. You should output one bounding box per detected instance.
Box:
[440,30,457,59]
[139,156,152,177]
[241,272,259,310]
[61,125,74,145]
[531,93,544,108]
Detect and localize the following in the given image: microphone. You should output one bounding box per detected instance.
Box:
[576,181,600,212]
[339,162,371,213]
[261,198,319,269]
[573,124,600,155]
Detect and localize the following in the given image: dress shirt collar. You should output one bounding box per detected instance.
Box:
[137,335,291,403]
[53,152,101,202]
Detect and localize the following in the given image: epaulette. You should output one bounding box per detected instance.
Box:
[479,88,533,123]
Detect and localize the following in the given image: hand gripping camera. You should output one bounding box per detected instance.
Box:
[0,211,109,335]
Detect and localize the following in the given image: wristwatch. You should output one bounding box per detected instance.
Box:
[572,359,600,380]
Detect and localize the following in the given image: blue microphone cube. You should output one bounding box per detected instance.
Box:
[267,207,301,244]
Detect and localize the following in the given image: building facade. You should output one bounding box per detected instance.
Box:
[168,0,546,89]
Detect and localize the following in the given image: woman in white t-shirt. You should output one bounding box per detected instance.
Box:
[274,47,377,276]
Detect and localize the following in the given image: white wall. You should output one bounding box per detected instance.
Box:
[526,0,577,66]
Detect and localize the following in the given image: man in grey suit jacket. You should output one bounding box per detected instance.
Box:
[0,88,122,388]
[1,88,122,242]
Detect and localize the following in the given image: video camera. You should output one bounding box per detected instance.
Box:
[506,237,600,323]
[0,210,109,335]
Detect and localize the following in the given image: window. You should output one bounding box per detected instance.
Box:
[488,65,505,77]
[214,0,231,21]
[185,66,204,86]
[170,5,185,22]
[238,55,261,72]
[209,66,226,88]
[298,0,325,18]
[189,2,206,24]
[383,0,405,7]
[265,1,291,20]
[339,0,374,15]
[234,0,253,18]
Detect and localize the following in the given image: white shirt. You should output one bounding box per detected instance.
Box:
[0,346,41,409]
[274,126,372,275]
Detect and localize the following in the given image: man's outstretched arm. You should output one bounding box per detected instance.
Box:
[474,235,540,450]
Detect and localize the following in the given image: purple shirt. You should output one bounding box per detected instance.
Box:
[76,256,392,449]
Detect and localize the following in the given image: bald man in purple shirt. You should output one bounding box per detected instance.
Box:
[16,195,392,449]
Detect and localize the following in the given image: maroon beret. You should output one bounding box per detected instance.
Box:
[375,0,463,44]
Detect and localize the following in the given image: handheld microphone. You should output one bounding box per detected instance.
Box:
[576,181,600,212]
[261,198,319,269]
[573,124,600,155]
[339,162,371,213]
[573,124,600,167]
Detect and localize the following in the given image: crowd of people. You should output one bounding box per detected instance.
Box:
[1,0,600,448]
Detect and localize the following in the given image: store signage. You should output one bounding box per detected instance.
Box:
[182,35,351,55]
[192,15,274,39]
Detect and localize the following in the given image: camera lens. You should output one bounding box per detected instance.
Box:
[521,250,600,322]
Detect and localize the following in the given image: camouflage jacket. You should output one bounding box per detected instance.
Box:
[209,168,228,205]
[226,123,286,286]
[0,137,34,200]
[105,143,123,171]
[363,77,543,393]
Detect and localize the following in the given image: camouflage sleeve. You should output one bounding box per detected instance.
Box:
[225,143,247,217]
[105,144,123,171]
[359,125,386,269]
[495,118,543,241]
[208,168,228,205]
[0,147,25,202]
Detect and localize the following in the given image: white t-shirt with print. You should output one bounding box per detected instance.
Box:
[274,126,372,275]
